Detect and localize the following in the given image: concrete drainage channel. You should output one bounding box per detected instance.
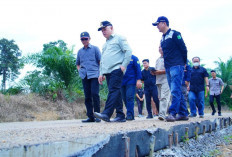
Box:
[0,117,231,157]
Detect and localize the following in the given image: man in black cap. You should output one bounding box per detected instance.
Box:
[152,16,188,122]
[94,21,132,122]
[76,32,101,123]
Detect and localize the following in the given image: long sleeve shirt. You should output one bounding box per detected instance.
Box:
[100,34,132,75]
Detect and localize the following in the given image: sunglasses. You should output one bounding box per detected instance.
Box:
[81,38,89,41]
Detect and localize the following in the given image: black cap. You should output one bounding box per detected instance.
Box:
[152,16,169,26]
[80,32,90,38]
[98,21,113,31]
[142,59,149,63]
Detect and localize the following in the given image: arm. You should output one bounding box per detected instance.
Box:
[76,51,80,71]
[95,46,101,65]
[173,31,187,64]
[118,36,132,71]
[205,77,209,97]
[134,56,142,88]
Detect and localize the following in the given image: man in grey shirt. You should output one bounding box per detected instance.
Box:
[94,21,132,122]
[151,45,171,120]
[76,32,101,123]
[209,70,224,116]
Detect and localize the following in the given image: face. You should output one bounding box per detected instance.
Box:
[81,37,90,47]
[211,72,216,78]
[192,57,200,67]
[143,61,149,69]
[157,22,165,32]
[159,45,163,56]
[101,26,113,39]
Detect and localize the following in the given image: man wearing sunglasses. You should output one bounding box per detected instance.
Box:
[76,32,101,123]
[94,21,132,122]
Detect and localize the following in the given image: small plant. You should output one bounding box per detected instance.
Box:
[223,135,232,143]
[209,149,221,156]
[181,135,189,143]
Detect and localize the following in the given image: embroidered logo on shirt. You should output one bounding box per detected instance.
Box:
[137,61,140,64]
[177,35,182,39]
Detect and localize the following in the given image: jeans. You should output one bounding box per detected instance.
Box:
[166,65,188,116]
[210,94,221,114]
[102,69,125,119]
[144,86,159,116]
[189,91,205,116]
[121,84,136,118]
[180,85,189,116]
[82,77,100,119]
[136,99,144,115]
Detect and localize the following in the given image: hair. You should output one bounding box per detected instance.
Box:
[192,56,200,61]
[211,70,216,73]
[142,59,149,63]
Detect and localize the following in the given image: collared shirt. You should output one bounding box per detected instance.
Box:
[141,68,156,89]
[155,56,167,84]
[100,34,132,75]
[122,55,142,86]
[209,77,224,95]
[160,29,187,68]
[189,66,209,92]
[76,44,101,79]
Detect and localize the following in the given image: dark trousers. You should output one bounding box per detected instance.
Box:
[82,77,100,119]
[144,86,159,116]
[136,99,144,115]
[121,84,136,118]
[102,69,125,118]
[210,94,221,114]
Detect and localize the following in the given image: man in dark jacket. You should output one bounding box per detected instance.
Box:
[153,16,189,122]
[121,55,142,120]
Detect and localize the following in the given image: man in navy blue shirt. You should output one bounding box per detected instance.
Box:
[153,16,188,122]
[121,55,142,120]
[141,59,159,119]
[188,56,209,118]
[76,32,101,123]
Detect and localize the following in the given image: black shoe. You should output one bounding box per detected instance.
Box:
[176,115,189,121]
[95,118,101,122]
[82,118,95,123]
[94,112,110,122]
[218,113,222,116]
[126,115,134,121]
[111,117,126,122]
[166,115,176,122]
[212,111,216,115]
[189,114,197,117]
[146,115,153,119]
[199,115,204,118]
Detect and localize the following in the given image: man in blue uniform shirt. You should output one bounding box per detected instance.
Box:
[121,55,142,120]
[76,32,101,123]
[153,16,188,122]
[141,59,159,119]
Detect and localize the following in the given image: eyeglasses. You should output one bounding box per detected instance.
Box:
[81,38,89,41]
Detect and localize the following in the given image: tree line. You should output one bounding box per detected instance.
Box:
[0,38,232,108]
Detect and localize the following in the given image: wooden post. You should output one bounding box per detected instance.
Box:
[209,124,212,133]
[215,123,217,131]
[175,132,178,146]
[225,119,228,128]
[148,135,156,157]
[123,134,130,157]
[185,127,189,142]
[203,125,206,135]
[135,146,139,157]
[195,127,199,140]
[168,134,173,148]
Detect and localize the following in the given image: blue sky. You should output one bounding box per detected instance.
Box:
[1,0,232,85]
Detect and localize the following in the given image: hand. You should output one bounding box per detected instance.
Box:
[206,86,209,92]
[187,86,190,91]
[98,75,105,85]
[136,80,142,88]
[205,93,208,98]
[120,65,126,72]
[150,71,156,75]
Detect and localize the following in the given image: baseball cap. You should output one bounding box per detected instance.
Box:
[98,21,113,31]
[152,16,169,26]
[80,32,90,38]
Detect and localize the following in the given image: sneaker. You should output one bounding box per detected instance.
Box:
[138,114,143,118]
[212,111,216,115]
[176,115,189,121]
[126,115,134,121]
[158,116,165,121]
[95,118,101,123]
[199,115,204,118]
[146,115,153,119]
[189,114,197,118]
[165,115,176,122]
[218,113,222,116]
[111,117,126,122]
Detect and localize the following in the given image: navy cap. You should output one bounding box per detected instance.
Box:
[80,32,90,38]
[152,16,169,26]
[98,21,113,31]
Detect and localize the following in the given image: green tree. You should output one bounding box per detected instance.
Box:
[0,38,23,92]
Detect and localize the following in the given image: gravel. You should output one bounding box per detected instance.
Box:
[0,113,232,149]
